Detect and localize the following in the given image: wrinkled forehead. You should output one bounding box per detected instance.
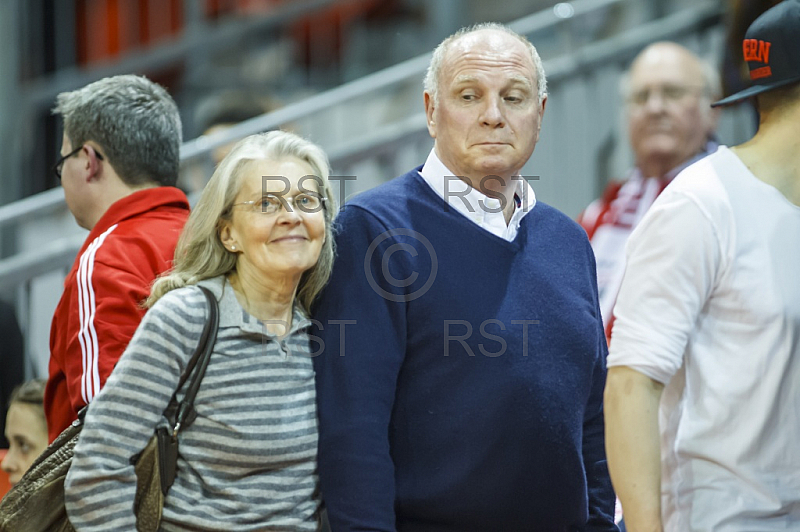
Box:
[442,30,537,84]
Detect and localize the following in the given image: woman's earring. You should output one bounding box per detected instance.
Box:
[231,246,236,251]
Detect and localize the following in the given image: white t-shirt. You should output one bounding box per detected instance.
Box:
[608,146,800,531]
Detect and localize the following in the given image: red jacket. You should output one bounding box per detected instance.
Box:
[45,187,190,441]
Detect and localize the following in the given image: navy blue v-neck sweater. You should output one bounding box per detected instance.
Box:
[313,169,616,531]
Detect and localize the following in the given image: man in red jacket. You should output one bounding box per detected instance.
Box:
[45,75,190,441]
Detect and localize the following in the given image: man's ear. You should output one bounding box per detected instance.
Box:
[538,95,547,130]
[84,144,103,182]
[424,91,437,139]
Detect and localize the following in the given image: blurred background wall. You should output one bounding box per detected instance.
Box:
[0,0,754,377]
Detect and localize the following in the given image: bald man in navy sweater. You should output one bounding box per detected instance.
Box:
[313,23,616,532]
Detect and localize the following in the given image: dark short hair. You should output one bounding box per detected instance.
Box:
[8,379,45,408]
[54,75,182,187]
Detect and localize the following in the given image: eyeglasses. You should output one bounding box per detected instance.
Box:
[627,85,705,107]
[52,145,105,180]
[232,193,326,215]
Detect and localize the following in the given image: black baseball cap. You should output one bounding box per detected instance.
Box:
[712,0,800,107]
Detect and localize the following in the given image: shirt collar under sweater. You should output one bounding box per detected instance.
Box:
[419,149,536,242]
[195,275,311,339]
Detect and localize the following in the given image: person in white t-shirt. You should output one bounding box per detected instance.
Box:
[603,1,800,531]
[577,42,720,343]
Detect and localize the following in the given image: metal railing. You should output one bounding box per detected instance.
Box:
[0,0,730,376]
[0,0,726,231]
[21,0,344,112]
[0,0,725,273]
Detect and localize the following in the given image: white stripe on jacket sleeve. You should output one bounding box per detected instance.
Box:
[76,224,118,404]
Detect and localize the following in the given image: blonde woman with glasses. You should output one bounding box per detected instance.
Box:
[64,131,336,531]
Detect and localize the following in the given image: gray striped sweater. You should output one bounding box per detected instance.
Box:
[65,276,321,531]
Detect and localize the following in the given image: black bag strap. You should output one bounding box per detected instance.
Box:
[164,285,219,435]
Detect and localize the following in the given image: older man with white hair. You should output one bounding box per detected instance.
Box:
[578,42,720,341]
[313,23,617,531]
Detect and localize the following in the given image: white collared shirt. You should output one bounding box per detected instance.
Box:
[419,149,536,242]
